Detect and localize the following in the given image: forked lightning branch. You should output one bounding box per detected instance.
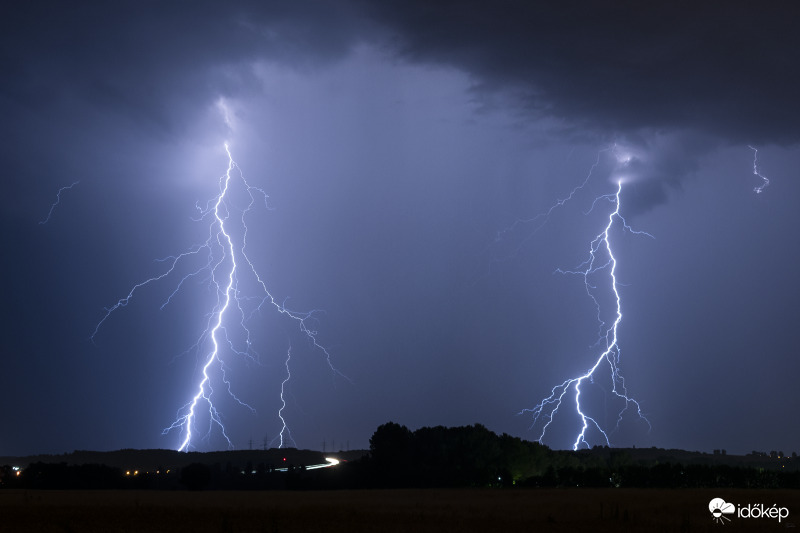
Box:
[520,149,652,449]
[520,145,771,449]
[92,144,342,451]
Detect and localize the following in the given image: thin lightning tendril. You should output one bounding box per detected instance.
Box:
[93,144,344,451]
[278,346,296,449]
[748,145,770,194]
[39,181,79,225]
[517,149,651,450]
[495,148,609,249]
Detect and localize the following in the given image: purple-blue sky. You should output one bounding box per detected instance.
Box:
[2,1,799,455]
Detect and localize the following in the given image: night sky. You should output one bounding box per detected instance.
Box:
[2,1,799,456]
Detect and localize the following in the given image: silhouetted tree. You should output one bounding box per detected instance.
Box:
[369,422,414,485]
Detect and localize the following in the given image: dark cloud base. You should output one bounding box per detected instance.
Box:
[363,0,800,145]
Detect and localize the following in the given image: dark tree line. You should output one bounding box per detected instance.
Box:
[366,422,800,489]
[2,423,799,490]
[368,422,549,487]
[1,461,316,491]
[4,462,130,490]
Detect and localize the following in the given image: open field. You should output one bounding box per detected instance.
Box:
[0,488,796,532]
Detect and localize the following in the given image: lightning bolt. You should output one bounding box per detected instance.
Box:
[518,149,651,450]
[277,346,296,449]
[748,145,770,194]
[39,181,79,225]
[93,143,344,451]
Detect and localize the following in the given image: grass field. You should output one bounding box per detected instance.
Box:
[0,488,796,532]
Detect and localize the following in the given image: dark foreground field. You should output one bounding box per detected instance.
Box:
[0,488,796,532]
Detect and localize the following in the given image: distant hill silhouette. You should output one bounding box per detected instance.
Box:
[0,448,366,490]
[1,448,364,471]
[2,423,797,490]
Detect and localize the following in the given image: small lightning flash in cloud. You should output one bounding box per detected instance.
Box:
[216,97,236,131]
[39,181,79,225]
[748,146,770,194]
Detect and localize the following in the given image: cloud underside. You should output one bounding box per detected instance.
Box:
[363,0,800,145]
[4,1,797,144]
[2,1,795,214]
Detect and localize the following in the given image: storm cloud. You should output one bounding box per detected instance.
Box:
[2,2,798,455]
[362,0,800,144]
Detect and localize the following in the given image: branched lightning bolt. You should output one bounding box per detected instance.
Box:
[516,149,651,450]
[748,145,770,194]
[39,181,79,225]
[93,144,344,451]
